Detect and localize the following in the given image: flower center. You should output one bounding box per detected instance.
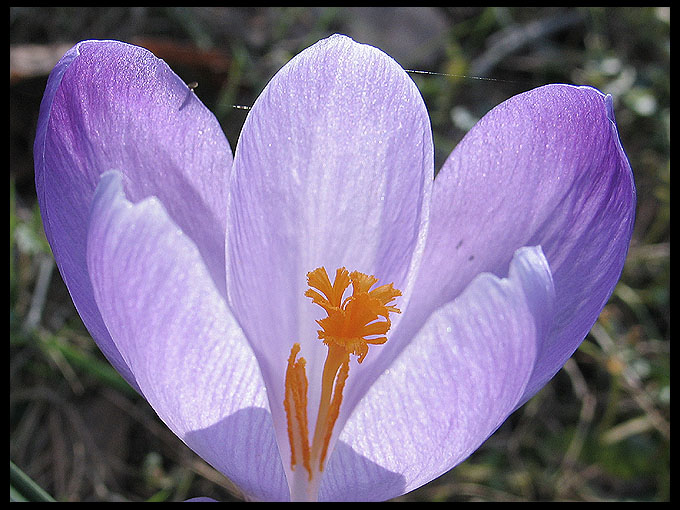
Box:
[283,267,401,491]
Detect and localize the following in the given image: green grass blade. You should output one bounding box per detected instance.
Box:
[9,461,57,502]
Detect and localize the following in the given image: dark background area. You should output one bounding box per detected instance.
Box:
[10,7,669,502]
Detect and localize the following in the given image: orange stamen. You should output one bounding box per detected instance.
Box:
[283,343,312,478]
[283,267,401,487]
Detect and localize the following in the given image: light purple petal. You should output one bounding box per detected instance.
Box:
[320,246,554,501]
[224,34,433,465]
[34,40,233,389]
[86,172,287,501]
[410,84,636,403]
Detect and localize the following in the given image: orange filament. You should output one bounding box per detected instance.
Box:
[283,267,401,482]
[311,343,351,470]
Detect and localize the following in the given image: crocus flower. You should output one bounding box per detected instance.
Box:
[34,34,635,502]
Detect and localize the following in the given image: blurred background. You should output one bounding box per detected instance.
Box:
[10,7,669,502]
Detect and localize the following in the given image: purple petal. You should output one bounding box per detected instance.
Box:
[321,246,554,501]
[86,172,287,501]
[34,40,233,388]
[224,34,433,444]
[411,84,636,402]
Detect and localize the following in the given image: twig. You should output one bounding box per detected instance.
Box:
[470,10,585,77]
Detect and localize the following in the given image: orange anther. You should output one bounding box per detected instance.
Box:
[283,268,401,487]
